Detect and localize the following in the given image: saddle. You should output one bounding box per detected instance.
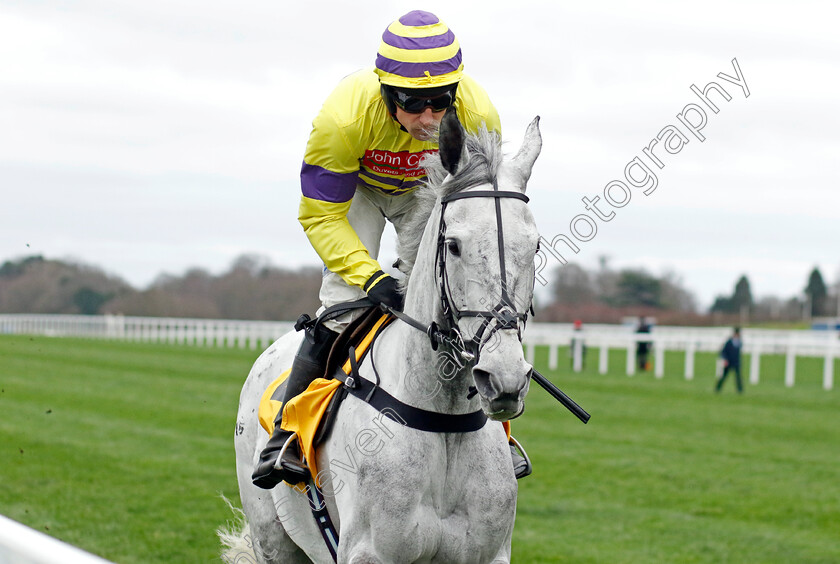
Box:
[258,306,393,485]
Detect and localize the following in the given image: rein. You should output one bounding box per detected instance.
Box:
[340,313,489,433]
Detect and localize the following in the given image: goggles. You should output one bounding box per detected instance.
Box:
[390,87,456,113]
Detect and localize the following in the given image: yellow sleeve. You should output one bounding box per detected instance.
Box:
[299,72,386,289]
[298,196,382,289]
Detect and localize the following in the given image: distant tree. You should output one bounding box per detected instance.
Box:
[804,267,828,316]
[593,256,618,303]
[611,269,662,308]
[753,296,784,321]
[710,295,734,314]
[104,287,221,318]
[659,271,698,312]
[0,255,44,278]
[551,263,595,305]
[72,287,112,315]
[732,275,753,312]
[784,296,806,320]
[545,261,697,313]
[0,256,130,314]
[710,275,752,314]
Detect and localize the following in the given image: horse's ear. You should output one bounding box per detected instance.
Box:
[439,108,465,176]
[512,116,542,186]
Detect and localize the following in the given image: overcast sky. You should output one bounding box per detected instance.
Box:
[2,0,837,309]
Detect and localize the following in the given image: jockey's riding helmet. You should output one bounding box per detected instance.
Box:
[375,10,462,114]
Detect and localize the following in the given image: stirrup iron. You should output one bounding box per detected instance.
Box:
[510,436,532,480]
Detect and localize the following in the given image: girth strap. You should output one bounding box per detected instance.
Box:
[344,376,488,433]
[305,483,339,562]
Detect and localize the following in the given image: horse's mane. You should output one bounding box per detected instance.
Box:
[396,126,504,289]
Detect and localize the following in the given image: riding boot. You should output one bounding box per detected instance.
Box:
[252,322,338,489]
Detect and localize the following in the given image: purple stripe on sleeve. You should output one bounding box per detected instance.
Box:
[382,29,455,50]
[398,10,439,26]
[374,51,462,78]
[301,162,358,203]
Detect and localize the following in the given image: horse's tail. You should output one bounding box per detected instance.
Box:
[217,495,257,563]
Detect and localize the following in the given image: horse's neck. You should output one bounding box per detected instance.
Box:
[375,314,476,415]
[372,205,478,415]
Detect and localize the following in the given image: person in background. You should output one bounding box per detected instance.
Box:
[635,316,652,371]
[716,327,743,393]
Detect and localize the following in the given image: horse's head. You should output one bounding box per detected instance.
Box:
[429,110,542,421]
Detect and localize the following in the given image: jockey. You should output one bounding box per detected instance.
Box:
[252,10,530,489]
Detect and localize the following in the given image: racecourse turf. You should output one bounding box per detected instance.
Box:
[0,336,838,563]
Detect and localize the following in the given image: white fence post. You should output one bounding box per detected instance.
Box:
[525,342,535,366]
[823,344,835,391]
[785,345,796,388]
[572,338,583,373]
[654,339,665,379]
[749,345,761,385]
[599,342,609,375]
[684,342,695,380]
[548,344,558,371]
[626,338,636,377]
[249,325,258,350]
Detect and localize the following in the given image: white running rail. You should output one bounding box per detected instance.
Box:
[0,313,293,351]
[0,515,114,564]
[1,315,837,390]
[524,322,838,390]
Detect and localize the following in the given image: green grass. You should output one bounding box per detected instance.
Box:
[1,337,838,563]
[515,346,840,563]
[0,336,255,563]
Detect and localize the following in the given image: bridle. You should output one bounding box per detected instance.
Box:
[435,184,533,361]
[389,179,534,366]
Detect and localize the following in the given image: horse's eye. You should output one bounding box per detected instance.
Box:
[447,240,461,257]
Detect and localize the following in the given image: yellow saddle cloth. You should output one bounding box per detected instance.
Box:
[257,314,392,486]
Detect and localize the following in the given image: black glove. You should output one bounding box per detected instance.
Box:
[364,271,404,311]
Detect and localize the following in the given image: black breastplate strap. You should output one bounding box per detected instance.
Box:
[344,376,488,433]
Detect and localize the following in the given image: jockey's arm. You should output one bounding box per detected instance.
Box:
[298,194,382,289]
[297,95,383,290]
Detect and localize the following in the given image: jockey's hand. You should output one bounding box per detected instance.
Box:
[366,273,404,312]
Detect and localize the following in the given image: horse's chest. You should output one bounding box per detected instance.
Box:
[331,426,517,562]
[419,474,517,561]
[397,456,516,562]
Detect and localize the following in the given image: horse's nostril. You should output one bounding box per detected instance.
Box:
[472,368,497,397]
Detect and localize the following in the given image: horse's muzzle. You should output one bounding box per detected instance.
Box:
[482,396,525,422]
[473,368,529,422]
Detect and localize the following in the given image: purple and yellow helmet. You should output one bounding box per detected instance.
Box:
[374,10,463,89]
